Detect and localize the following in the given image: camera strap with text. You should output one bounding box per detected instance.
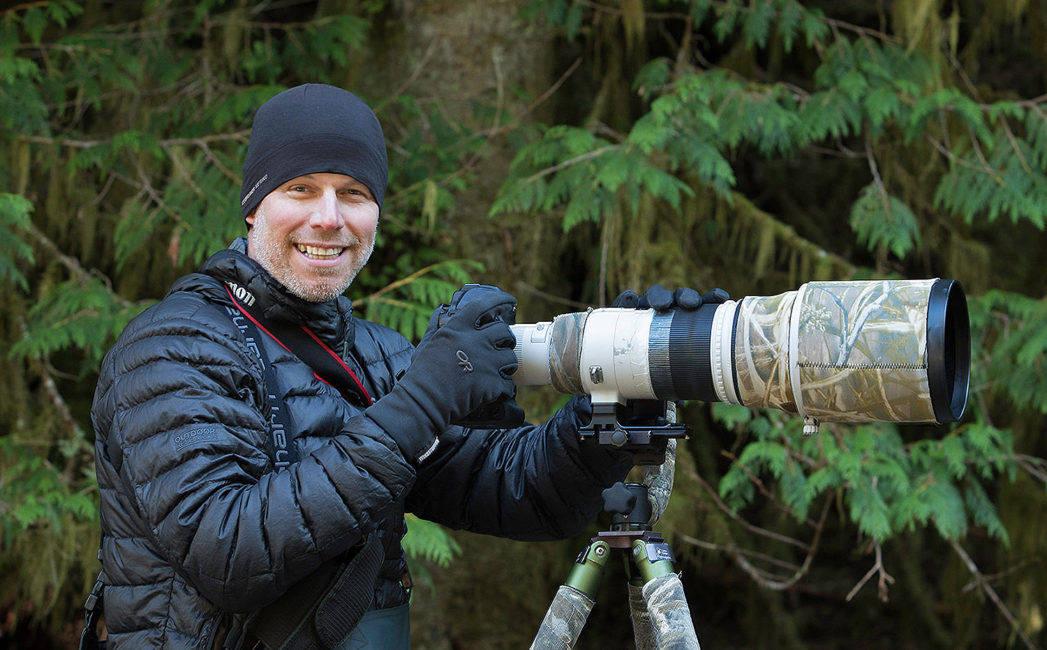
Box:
[221,283,383,649]
[223,284,373,406]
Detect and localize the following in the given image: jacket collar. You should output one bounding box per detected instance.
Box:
[183,238,356,354]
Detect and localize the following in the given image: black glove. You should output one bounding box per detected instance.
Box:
[607,285,729,429]
[440,286,526,429]
[366,285,521,462]
[610,284,729,311]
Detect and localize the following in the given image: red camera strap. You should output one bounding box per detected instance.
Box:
[224,285,373,407]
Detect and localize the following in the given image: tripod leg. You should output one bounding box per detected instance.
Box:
[640,573,700,650]
[531,540,611,650]
[628,582,658,650]
[632,539,701,650]
[530,585,595,650]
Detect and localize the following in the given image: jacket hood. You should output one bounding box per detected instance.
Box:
[171,238,356,355]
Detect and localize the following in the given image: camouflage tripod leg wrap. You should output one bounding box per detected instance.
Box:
[639,573,701,650]
[530,585,596,650]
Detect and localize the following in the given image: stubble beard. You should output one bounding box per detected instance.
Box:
[248,205,375,303]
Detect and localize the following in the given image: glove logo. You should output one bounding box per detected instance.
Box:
[456,350,473,373]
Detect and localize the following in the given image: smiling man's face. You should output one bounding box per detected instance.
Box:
[246,172,379,302]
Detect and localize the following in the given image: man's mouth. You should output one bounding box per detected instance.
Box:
[296,244,346,260]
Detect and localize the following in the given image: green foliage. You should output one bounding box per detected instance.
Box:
[497,4,1047,256]
[9,277,151,372]
[716,409,1015,544]
[971,291,1047,413]
[0,428,97,629]
[849,182,921,259]
[0,437,97,542]
[0,193,34,290]
[381,92,495,231]
[356,259,483,342]
[934,128,1047,228]
[402,514,463,568]
[491,124,693,229]
[0,2,81,134]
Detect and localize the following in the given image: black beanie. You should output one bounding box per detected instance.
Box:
[240,84,388,219]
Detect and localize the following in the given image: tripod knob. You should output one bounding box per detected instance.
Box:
[601,482,652,528]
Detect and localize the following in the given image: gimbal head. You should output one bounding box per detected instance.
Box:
[581,399,689,466]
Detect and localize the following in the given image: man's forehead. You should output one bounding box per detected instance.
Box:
[290,173,366,186]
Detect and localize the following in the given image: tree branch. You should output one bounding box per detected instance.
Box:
[2,2,49,17]
[845,541,895,602]
[678,497,831,591]
[684,466,811,551]
[949,539,1037,650]
[18,130,250,149]
[354,262,449,306]
[374,39,440,115]
[23,223,136,309]
[719,449,820,527]
[512,281,591,310]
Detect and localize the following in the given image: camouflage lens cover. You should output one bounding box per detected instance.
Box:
[733,280,942,423]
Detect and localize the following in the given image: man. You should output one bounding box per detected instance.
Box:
[88,84,700,649]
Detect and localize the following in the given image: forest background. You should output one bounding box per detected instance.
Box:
[2,0,1046,647]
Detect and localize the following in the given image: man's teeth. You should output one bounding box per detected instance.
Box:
[297,244,343,259]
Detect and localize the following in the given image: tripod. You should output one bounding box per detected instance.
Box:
[530,402,701,650]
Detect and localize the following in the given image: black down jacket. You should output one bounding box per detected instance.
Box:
[91,240,632,649]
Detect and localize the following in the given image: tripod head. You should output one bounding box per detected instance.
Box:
[580,399,689,466]
[602,482,653,531]
[580,398,686,532]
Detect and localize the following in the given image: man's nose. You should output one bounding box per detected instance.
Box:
[309,189,343,229]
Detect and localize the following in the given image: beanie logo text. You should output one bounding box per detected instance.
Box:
[241,173,269,208]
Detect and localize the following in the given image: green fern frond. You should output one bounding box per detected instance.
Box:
[9,278,150,369]
[0,193,35,290]
[964,480,1009,545]
[849,183,921,259]
[402,514,462,567]
[356,260,484,341]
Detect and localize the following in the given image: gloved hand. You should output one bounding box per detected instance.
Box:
[609,284,729,420]
[366,285,521,462]
[610,284,729,311]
